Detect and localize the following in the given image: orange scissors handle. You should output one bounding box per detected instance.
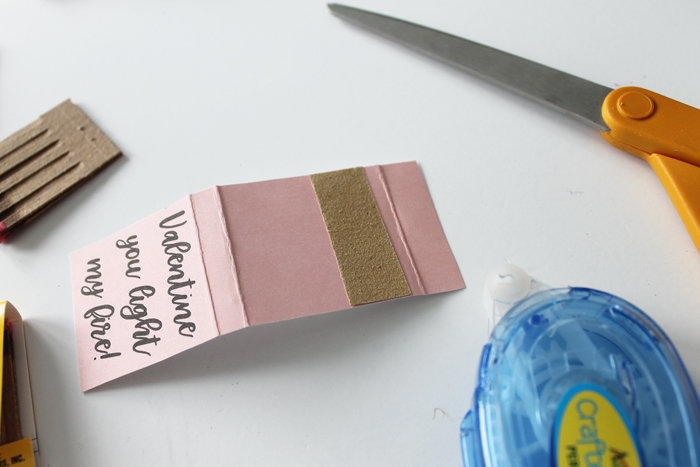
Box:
[602,87,700,253]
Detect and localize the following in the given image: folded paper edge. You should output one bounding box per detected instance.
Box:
[187,194,221,335]
[191,187,248,335]
[368,162,465,295]
[369,164,426,295]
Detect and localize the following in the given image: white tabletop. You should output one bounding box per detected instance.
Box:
[1,1,700,465]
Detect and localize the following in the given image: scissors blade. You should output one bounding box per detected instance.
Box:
[329,4,612,132]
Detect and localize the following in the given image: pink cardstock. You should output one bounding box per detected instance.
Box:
[70,162,464,391]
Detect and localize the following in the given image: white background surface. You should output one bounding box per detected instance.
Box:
[1,1,700,466]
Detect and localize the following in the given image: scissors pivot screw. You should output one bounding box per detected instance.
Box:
[617,91,655,120]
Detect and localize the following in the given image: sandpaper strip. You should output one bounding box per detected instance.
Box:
[310,167,411,305]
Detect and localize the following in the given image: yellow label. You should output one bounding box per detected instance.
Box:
[0,437,35,466]
[555,384,642,467]
[0,302,5,415]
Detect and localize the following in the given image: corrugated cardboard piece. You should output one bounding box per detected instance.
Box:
[70,161,464,391]
[0,100,121,242]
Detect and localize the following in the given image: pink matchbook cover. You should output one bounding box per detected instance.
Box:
[70,162,464,391]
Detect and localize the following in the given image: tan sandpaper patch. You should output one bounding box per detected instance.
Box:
[310,167,411,306]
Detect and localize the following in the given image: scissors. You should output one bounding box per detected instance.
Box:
[329,4,700,255]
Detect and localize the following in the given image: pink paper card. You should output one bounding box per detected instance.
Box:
[71,162,464,391]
